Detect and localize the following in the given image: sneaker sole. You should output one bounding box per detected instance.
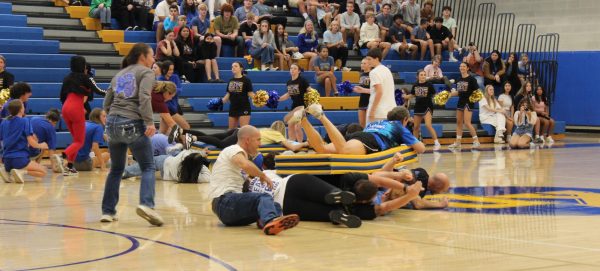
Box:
[136,207,164,226]
[324,191,355,205]
[263,215,299,235]
[10,169,24,184]
[52,155,65,173]
[330,211,362,228]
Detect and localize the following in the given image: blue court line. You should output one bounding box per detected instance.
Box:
[0,219,237,271]
[425,142,600,154]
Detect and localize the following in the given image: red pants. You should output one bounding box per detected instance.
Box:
[62,93,86,163]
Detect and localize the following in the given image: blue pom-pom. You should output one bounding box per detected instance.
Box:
[207,97,223,111]
[336,80,354,96]
[395,88,404,105]
[266,90,280,109]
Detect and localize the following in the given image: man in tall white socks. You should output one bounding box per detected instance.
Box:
[366,48,397,124]
[208,125,300,235]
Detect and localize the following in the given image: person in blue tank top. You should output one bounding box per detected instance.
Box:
[29,109,61,172]
[0,100,48,184]
[286,104,425,155]
[73,108,110,172]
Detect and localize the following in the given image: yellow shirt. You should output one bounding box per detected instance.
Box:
[260,129,286,145]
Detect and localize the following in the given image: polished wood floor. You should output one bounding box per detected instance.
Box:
[2,135,600,271]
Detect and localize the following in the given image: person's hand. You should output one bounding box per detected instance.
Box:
[127,4,133,10]
[407,181,424,197]
[352,86,361,92]
[39,142,49,150]
[260,174,273,189]
[262,43,268,48]
[145,125,156,137]
[437,197,449,208]
[392,152,404,163]
[495,74,500,82]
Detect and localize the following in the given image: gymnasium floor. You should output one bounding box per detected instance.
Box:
[1,134,600,271]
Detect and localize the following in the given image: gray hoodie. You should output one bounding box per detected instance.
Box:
[103,64,155,126]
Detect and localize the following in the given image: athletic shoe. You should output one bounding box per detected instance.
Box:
[342,67,351,72]
[324,191,356,205]
[10,169,25,184]
[181,76,190,83]
[433,141,441,151]
[132,26,139,31]
[287,106,305,125]
[306,103,324,119]
[263,214,300,235]
[449,79,456,84]
[283,5,288,12]
[472,141,481,148]
[448,141,461,149]
[51,154,65,173]
[183,133,194,150]
[63,167,78,176]
[329,210,362,228]
[494,136,505,144]
[546,136,554,144]
[136,205,164,226]
[449,54,458,62]
[0,167,11,183]
[534,136,545,144]
[125,26,133,31]
[168,125,182,144]
[100,214,118,223]
[292,52,304,60]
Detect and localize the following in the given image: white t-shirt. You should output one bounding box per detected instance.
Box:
[498,94,513,115]
[247,170,292,208]
[208,145,247,199]
[162,149,210,183]
[443,17,457,31]
[368,64,397,122]
[478,97,501,119]
[153,1,173,24]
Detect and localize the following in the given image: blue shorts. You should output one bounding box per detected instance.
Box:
[4,157,30,171]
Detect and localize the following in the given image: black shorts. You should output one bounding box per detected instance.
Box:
[358,93,370,109]
[169,104,184,116]
[360,43,369,49]
[229,106,251,117]
[414,102,434,115]
[456,98,474,111]
[291,101,305,109]
[348,132,381,154]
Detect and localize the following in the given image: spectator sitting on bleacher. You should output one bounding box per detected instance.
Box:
[111,0,145,31]
[424,55,453,92]
[297,20,319,70]
[157,61,191,133]
[254,0,287,26]
[428,17,457,62]
[323,21,349,70]
[175,26,202,83]
[510,99,537,149]
[532,85,555,144]
[482,50,506,95]
[234,0,259,23]
[359,0,377,15]
[498,81,515,141]
[89,0,113,30]
[479,85,507,144]
[163,4,181,32]
[214,3,245,57]
[339,2,361,51]
[30,109,61,173]
[239,12,258,54]
[403,69,441,150]
[250,20,278,71]
[410,19,434,61]
[387,0,402,15]
[0,55,15,90]
[274,24,302,70]
[360,13,391,59]
[513,81,543,144]
[389,14,417,59]
[73,108,110,171]
[518,53,534,85]
[314,45,338,96]
[154,0,179,42]
[441,6,458,47]
[180,0,198,26]
[222,62,254,129]
[1,83,31,120]
[310,0,338,32]
[279,63,309,142]
[156,30,186,80]
[173,15,189,37]
[462,42,484,89]
[207,0,226,20]
[198,33,223,82]
[376,4,393,41]
[504,52,521,96]
[420,0,433,23]
[191,4,222,57]
[400,0,420,27]
[0,100,48,184]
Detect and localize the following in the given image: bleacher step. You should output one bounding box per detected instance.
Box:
[44,29,98,40]
[1,0,54,6]
[27,16,80,27]
[11,4,65,15]
[83,55,124,69]
[59,41,116,52]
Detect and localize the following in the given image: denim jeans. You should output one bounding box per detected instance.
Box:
[91,6,111,24]
[124,155,168,179]
[213,192,282,226]
[102,115,156,215]
[250,45,275,65]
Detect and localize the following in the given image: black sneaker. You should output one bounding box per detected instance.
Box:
[329,210,361,228]
[168,125,182,144]
[324,191,356,205]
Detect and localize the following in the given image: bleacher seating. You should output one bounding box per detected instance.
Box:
[3,53,73,68]
[7,68,69,82]
[0,26,44,40]
[0,14,27,27]
[0,39,60,54]
[0,3,12,14]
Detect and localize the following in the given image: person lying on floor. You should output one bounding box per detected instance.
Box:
[123,145,210,183]
[286,104,425,155]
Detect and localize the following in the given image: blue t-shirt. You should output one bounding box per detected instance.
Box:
[0,116,33,159]
[0,99,28,119]
[75,121,105,162]
[363,120,418,150]
[190,16,211,35]
[28,117,57,157]
[152,133,170,156]
[314,56,334,72]
[163,17,177,31]
[157,74,182,113]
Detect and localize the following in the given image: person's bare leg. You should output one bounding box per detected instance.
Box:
[329,74,337,95]
[358,109,366,128]
[211,59,220,80]
[323,76,331,96]
[547,119,555,137]
[214,36,222,57]
[228,117,239,130]
[172,114,190,130]
[456,110,464,138]
[424,112,438,141]
[317,113,349,154]
[205,60,213,80]
[300,117,331,153]
[428,40,435,59]
[463,110,477,137]
[413,114,423,138]
[381,43,390,59]
[419,41,427,60]
[239,115,251,127]
[293,124,304,142]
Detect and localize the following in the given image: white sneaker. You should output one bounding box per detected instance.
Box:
[292,52,304,60]
[494,136,505,144]
[136,205,164,226]
[449,55,458,62]
[283,5,288,12]
[0,167,11,183]
[507,135,512,142]
[51,154,65,173]
[10,168,25,184]
[448,141,461,149]
[433,141,441,151]
[472,140,481,148]
[546,136,554,144]
[306,103,324,119]
[100,214,118,222]
[342,67,351,72]
[449,79,455,84]
[287,107,305,125]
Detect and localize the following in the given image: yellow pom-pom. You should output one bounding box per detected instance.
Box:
[243,55,253,65]
[252,90,269,107]
[0,88,10,106]
[433,90,450,106]
[304,87,320,106]
[469,89,484,103]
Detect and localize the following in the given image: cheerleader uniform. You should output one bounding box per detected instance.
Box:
[358,71,371,110]
[227,76,253,117]
[286,75,309,109]
[411,81,435,115]
[455,74,479,111]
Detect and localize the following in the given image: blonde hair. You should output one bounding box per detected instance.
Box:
[154,81,177,94]
[484,85,498,108]
[178,15,187,21]
[270,120,286,137]
[299,20,316,40]
[198,3,207,10]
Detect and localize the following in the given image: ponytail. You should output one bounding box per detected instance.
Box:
[154,81,177,94]
[122,43,152,69]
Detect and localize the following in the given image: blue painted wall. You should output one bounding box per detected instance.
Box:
[552,51,600,126]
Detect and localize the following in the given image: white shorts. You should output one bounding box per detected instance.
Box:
[391,42,413,52]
